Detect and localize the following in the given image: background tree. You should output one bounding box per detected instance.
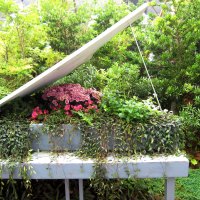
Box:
[139,0,200,112]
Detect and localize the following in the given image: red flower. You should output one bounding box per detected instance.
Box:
[64,104,70,111]
[31,110,38,119]
[43,110,49,115]
[34,106,43,115]
[85,100,94,106]
[72,105,83,111]
[50,105,57,111]
[88,105,97,110]
[88,100,94,105]
[31,106,43,119]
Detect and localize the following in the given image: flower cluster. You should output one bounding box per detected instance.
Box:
[31,106,49,120]
[31,84,101,120]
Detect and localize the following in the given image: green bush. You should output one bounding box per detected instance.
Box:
[40,0,93,54]
[139,0,200,112]
[180,105,200,151]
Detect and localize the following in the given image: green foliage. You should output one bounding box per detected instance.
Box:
[180,105,200,151]
[117,98,159,122]
[108,97,161,122]
[92,0,131,33]
[0,0,18,16]
[40,0,93,54]
[58,62,152,100]
[0,119,31,160]
[0,0,66,97]
[91,164,155,200]
[176,169,200,200]
[141,169,200,200]
[89,1,141,69]
[56,64,98,89]
[79,110,183,158]
[140,0,200,111]
[0,96,38,119]
[96,63,140,96]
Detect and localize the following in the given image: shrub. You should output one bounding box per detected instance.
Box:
[180,105,200,151]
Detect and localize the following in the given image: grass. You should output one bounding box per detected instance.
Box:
[147,169,200,200]
[176,169,200,200]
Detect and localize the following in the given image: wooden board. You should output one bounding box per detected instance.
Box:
[1,152,189,179]
[0,3,148,107]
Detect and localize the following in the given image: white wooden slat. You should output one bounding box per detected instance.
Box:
[0,3,148,107]
[1,152,189,179]
[65,179,70,200]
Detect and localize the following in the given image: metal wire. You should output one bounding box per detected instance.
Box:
[129,23,162,110]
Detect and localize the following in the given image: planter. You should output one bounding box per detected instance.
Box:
[30,121,182,155]
[30,124,115,152]
[30,124,82,151]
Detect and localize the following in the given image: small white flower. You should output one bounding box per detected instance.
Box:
[148,53,154,62]
[10,13,16,19]
[91,15,98,20]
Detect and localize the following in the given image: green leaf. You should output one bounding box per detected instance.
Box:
[191,159,198,166]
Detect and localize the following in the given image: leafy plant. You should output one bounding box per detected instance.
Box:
[56,64,98,89]
[139,0,200,112]
[0,119,31,160]
[40,0,93,55]
[180,105,200,152]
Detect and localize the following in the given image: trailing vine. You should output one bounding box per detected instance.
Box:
[78,111,183,158]
[75,110,184,199]
[0,118,33,199]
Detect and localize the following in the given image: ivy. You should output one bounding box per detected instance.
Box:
[0,118,33,199]
[0,119,31,160]
[78,111,183,158]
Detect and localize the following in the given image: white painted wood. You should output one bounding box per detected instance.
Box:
[65,179,70,200]
[0,3,148,107]
[79,179,84,200]
[165,178,175,200]
[1,153,189,179]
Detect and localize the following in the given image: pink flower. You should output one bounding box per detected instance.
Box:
[64,104,70,111]
[65,99,69,104]
[88,100,94,105]
[52,100,58,106]
[72,104,83,111]
[38,83,101,118]
[83,108,89,113]
[50,105,58,111]
[31,110,38,119]
[34,106,43,115]
[85,100,94,106]
[50,104,61,111]
[88,105,97,110]
[31,106,44,120]
[42,84,101,105]
[43,110,49,115]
